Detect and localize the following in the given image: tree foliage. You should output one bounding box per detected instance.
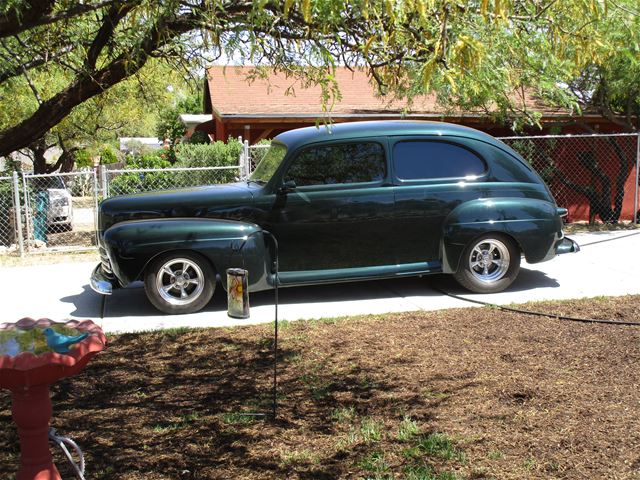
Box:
[0,0,639,171]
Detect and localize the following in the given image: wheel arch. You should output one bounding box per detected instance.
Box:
[101,218,272,291]
[440,197,559,273]
[442,229,522,274]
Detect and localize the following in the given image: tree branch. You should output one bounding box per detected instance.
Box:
[0,0,120,39]
[0,15,196,157]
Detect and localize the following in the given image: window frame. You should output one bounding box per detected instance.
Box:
[390,137,489,184]
[281,140,389,191]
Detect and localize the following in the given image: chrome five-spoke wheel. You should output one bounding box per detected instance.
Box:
[453,234,520,294]
[156,258,205,306]
[468,239,510,283]
[144,251,215,314]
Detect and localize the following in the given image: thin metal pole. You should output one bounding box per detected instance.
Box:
[92,168,100,246]
[12,171,24,257]
[21,173,30,252]
[266,231,279,420]
[634,133,640,224]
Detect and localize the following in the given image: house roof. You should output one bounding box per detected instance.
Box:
[205,65,568,119]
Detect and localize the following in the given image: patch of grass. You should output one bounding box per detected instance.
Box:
[397,415,420,442]
[416,433,465,463]
[422,388,449,400]
[331,406,357,423]
[279,448,320,467]
[403,464,460,480]
[311,316,341,325]
[358,451,390,476]
[220,412,259,425]
[488,450,504,460]
[336,428,360,451]
[360,417,383,443]
[359,374,379,390]
[300,365,335,401]
[152,413,201,433]
[523,457,537,470]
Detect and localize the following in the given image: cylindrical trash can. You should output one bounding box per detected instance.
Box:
[34,190,49,243]
[226,268,249,319]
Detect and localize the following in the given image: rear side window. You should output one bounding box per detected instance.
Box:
[393,141,486,180]
[285,142,385,186]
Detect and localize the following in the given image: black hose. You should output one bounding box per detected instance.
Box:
[433,287,640,327]
[432,230,640,327]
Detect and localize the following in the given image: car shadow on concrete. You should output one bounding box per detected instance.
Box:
[61,266,560,321]
[59,284,107,319]
[424,267,560,295]
[97,276,447,319]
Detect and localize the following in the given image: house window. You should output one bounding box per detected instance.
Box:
[285,142,386,186]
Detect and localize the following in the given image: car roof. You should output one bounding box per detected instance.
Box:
[274,120,502,151]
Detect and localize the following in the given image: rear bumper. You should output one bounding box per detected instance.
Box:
[555,236,580,255]
[90,264,114,295]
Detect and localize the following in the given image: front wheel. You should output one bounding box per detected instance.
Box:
[144,252,215,314]
[453,234,520,294]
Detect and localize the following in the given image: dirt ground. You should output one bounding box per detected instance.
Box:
[1,296,639,479]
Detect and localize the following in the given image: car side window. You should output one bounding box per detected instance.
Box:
[393,141,486,180]
[285,142,386,186]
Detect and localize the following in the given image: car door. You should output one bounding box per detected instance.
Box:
[390,137,488,264]
[264,140,395,273]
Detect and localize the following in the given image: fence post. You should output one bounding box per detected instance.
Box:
[100,165,108,199]
[635,133,640,224]
[93,168,100,247]
[21,173,30,252]
[12,171,24,257]
[243,139,250,179]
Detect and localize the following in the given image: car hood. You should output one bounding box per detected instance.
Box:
[99,182,257,231]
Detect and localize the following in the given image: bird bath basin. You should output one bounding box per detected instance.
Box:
[0,318,106,480]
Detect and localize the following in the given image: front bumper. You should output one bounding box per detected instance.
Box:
[555,236,580,255]
[90,264,114,295]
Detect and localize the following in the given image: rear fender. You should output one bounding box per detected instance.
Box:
[441,198,562,273]
[102,218,271,291]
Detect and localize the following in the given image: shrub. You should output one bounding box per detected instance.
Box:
[175,140,242,168]
[100,146,118,165]
[174,140,242,184]
[75,149,93,169]
[187,131,210,145]
[109,152,173,195]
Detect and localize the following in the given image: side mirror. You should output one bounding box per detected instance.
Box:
[278,180,297,195]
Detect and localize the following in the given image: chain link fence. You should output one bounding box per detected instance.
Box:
[241,140,270,177]
[21,171,98,253]
[499,133,639,223]
[103,165,240,197]
[0,133,638,258]
[0,175,18,253]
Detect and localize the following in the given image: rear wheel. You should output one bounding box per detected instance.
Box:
[453,234,520,294]
[144,251,215,314]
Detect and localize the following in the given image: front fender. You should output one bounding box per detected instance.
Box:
[441,197,563,273]
[102,218,271,291]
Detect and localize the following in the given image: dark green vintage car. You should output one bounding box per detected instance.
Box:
[91,121,579,314]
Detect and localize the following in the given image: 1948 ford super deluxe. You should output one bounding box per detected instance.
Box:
[91,121,579,314]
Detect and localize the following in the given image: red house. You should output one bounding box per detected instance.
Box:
[187,66,638,223]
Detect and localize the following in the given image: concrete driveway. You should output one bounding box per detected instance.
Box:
[1,230,639,333]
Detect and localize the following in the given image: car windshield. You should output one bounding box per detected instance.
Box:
[249,143,287,183]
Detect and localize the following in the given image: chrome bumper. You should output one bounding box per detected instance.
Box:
[555,236,580,255]
[90,264,113,295]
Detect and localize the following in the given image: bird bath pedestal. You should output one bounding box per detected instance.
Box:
[0,318,106,480]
